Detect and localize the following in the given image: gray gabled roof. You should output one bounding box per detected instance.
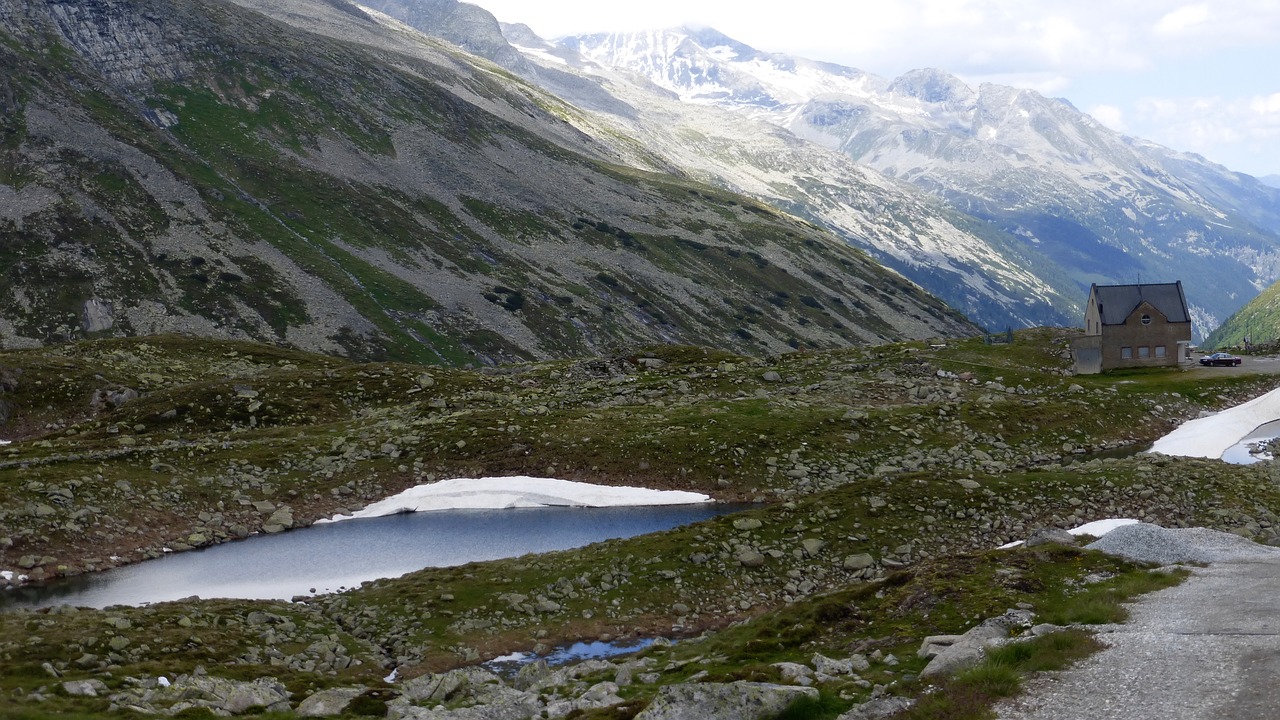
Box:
[1092,282,1189,325]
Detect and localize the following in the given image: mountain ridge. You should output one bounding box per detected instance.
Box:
[553,25,1280,340]
[0,0,975,363]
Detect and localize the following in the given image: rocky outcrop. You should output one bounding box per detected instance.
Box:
[108,673,291,715]
[919,609,1035,678]
[296,687,366,717]
[633,682,818,720]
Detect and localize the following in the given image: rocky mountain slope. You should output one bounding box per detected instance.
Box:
[356,1,1081,331]
[558,27,1280,340]
[0,0,975,366]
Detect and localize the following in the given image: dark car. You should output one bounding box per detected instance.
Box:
[1200,352,1243,367]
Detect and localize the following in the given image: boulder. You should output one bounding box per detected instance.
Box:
[81,298,114,332]
[771,662,813,682]
[90,386,139,411]
[1024,528,1077,548]
[62,678,109,697]
[920,609,1034,678]
[399,667,502,703]
[842,553,875,571]
[837,696,915,719]
[297,687,365,717]
[109,674,290,715]
[634,682,818,720]
[811,653,852,676]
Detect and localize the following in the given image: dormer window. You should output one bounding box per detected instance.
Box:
[1141,314,1152,325]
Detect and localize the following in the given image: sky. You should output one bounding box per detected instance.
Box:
[470,0,1280,178]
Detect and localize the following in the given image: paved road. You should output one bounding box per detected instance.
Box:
[997,556,1280,719]
[1182,353,1280,379]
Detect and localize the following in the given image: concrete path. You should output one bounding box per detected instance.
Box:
[997,556,1280,720]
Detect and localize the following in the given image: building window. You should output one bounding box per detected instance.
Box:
[1155,345,1167,358]
[1141,314,1152,325]
[1121,346,1133,359]
[1139,346,1150,358]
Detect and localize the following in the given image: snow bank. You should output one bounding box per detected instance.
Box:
[1069,518,1139,537]
[319,476,712,523]
[1149,386,1280,459]
[999,518,1138,549]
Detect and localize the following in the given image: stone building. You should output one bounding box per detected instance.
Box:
[1072,282,1192,374]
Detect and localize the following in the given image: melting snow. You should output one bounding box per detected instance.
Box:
[319,476,711,523]
[1149,386,1280,460]
[998,518,1139,549]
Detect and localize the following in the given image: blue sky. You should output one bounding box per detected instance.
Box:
[472,1,1280,178]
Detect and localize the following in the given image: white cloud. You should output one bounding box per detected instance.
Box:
[470,0,1280,173]
[1089,104,1129,132]
[1154,4,1211,35]
[1132,93,1280,172]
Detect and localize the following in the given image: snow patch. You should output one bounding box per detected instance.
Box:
[998,518,1139,549]
[1149,386,1280,459]
[319,476,712,523]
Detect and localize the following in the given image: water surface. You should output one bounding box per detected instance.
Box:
[1,504,744,610]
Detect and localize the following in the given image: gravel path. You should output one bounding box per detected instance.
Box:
[997,526,1280,720]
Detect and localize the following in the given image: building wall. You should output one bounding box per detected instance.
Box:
[1084,293,1101,336]
[1071,335,1103,374]
[1100,303,1191,370]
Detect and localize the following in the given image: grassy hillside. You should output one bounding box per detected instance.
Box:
[1202,278,1280,350]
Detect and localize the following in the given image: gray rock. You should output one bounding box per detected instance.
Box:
[267,506,294,529]
[920,609,1034,678]
[62,678,109,697]
[297,687,365,717]
[399,667,501,703]
[81,298,114,332]
[575,681,624,711]
[811,653,852,676]
[837,696,915,719]
[1025,527,1077,547]
[90,386,138,411]
[801,538,825,557]
[843,553,875,571]
[771,662,813,682]
[917,634,964,659]
[737,550,767,568]
[634,681,818,720]
[761,371,782,383]
[109,674,290,715]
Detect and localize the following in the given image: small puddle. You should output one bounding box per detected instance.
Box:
[1222,419,1280,465]
[485,638,659,673]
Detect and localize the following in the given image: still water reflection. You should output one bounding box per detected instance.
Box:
[2,504,745,610]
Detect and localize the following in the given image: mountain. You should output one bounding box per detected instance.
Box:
[0,0,976,365]
[356,2,1082,331]
[1261,175,1280,189]
[560,28,1280,340]
[1202,277,1280,350]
